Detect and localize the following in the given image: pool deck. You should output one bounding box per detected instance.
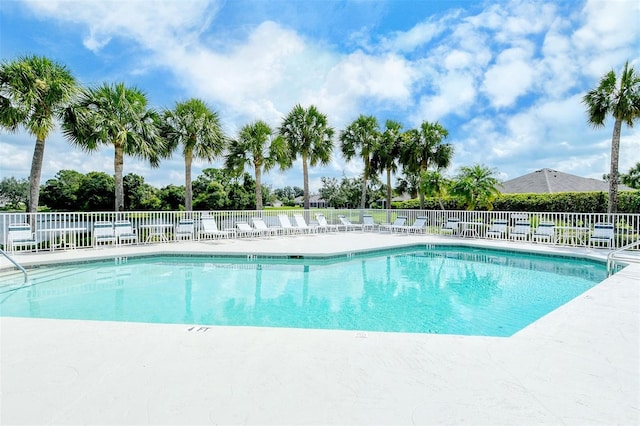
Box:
[1,232,639,425]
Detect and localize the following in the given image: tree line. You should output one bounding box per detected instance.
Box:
[2,55,638,214]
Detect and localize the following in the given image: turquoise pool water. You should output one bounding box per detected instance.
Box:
[0,246,608,336]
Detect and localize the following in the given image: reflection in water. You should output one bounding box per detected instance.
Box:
[0,248,608,337]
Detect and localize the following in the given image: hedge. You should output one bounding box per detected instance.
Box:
[391,191,640,213]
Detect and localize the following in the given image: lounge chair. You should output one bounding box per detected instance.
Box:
[485,220,508,239]
[293,214,318,234]
[532,222,555,243]
[252,217,281,236]
[509,221,531,241]
[175,219,195,241]
[315,213,340,232]
[114,220,138,245]
[277,214,302,235]
[589,223,615,249]
[93,221,116,246]
[7,223,37,253]
[398,216,428,234]
[236,222,264,238]
[362,214,378,231]
[379,216,407,233]
[338,215,364,231]
[199,216,233,239]
[439,217,459,235]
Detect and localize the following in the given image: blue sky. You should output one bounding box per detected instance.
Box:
[1,0,639,193]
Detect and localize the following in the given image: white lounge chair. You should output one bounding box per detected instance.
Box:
[509,221,531,241]
[7,223,37,253]
[277,214,302,235]
[379,216,407,233]
[293,214,318,234]
[440,217,459,235]
[251,217,281,236]
[486,220,508,239]
[236,222,263,238]
[338,215,364,231]
[93,221,116,246]
[532,222,555,243]
[398,216,428,234]
[199,216,232,239]
[175,219,195,241]
[589,223,615,249]
[362,214,378,231]
[315,213,340,232]
[114,220,138,245]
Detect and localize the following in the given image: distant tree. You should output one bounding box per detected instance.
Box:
[318,177,346,208]
[371,120,403,209]
[0,55,77,213]
[123,173,162,211]
[0,176,29,209]
[39,170,83,211]
[158,184,185,211]
[400,121,453,209]
[225,120,290,210]
[621,162,640,189]
[395,173,420,199]
[161,99,226,211]
[583,60,640,213]
[340,115,380,208]
[279,104,334,209]
[192,168,256,210]
[62,82,167,211]
[420,170,451,210]
[76,172,115,211]
[450,164,502,210]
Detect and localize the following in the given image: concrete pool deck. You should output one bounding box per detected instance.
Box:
[1,232,639,425]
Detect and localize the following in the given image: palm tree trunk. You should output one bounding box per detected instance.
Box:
[302,153,310,210]
[386,168,392,222]
[608,118,622,213]
[360,158,369,209]
[255,164,263,210]
[185,151,193,211]
[114,144,124,212]
[27,137,45,214]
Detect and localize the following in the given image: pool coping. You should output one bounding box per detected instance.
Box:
[1,232,638,425]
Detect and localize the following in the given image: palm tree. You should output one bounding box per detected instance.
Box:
[420,170,450,210]
[583,60,640,213]
[161,99,226,211]
[371,120,403,210]
[278,104,334,210]
[400,121,453,209]
[62,82,166,211]
[622,162,640,189]
[450,164,501,210]
[225,120,290,210]
[0,55,77,213]
[339,115,380,209]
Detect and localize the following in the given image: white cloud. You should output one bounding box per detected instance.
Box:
[481,45,536,108]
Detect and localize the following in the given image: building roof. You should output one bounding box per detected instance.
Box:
[500,168,632,194]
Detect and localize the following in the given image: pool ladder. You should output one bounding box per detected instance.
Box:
[0,248,28,284]
[607,239,640,274]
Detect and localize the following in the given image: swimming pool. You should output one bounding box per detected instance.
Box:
[0,246,609,336]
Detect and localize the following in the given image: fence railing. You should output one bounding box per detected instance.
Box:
[1,209,638,253]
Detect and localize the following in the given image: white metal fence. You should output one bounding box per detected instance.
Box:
[1,209,638,252]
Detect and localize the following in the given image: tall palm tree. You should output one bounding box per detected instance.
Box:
[339,115,380,209]
[225,120,290,210]
[583,60,640,213]
[278,104,334,210]
[0,55,77,213]
[62,82,166,211]
[400,121,453,209]
[371,120,403,210]
[450,164,501,210]
[161,99,226,211]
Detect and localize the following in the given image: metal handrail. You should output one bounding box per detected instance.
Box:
[0,248,28,284]
[607,239,640,273]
